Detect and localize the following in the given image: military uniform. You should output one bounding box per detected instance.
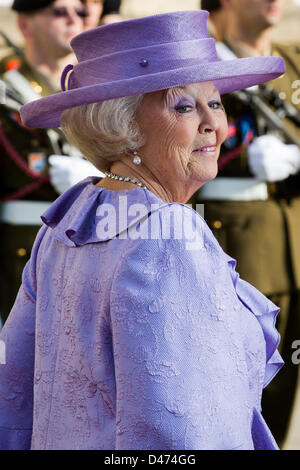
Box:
[0,51,69,323]
[196,42,300,445]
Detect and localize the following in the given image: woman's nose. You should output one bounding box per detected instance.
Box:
[198,109,218,134]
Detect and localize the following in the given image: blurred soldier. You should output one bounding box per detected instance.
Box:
[202,0,227,40]
[83,0,104,29]
[0,0,103,325]
[197,0,300,446]
[100,0,123,25]
[82,1,123,32]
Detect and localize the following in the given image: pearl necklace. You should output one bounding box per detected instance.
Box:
[105,171,147,189]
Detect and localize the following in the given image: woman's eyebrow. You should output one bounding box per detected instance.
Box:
[164,85,220,103]
[176,85,220,98]
[163,87,187,103]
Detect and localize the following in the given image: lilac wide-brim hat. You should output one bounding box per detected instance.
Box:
[20,10,285,129]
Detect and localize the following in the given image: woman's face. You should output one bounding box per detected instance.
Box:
[135,81,228,200]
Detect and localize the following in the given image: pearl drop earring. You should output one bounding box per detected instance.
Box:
[133,150,142,165]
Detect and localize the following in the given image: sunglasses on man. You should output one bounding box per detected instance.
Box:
[49,6,89,19]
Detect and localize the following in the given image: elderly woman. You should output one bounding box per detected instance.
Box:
[0,11,285,450]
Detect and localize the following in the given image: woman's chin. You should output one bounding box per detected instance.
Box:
[192,162,219,186]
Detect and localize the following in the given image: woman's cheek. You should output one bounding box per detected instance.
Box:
[218,114,229,145]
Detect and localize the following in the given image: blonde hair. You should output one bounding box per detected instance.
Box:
[60,94,144,171]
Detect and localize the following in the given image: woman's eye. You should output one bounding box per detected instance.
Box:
[175,105,193,114]
[209,101,224,110]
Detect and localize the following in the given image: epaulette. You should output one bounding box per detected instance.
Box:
[4,57,21,72]
[0,53,22,76]
[272,42,300,61]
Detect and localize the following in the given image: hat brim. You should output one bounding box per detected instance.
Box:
[21,56,285,128]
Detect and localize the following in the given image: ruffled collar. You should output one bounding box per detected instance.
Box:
[41,177,169,247]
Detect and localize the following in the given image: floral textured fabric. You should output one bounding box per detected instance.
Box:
[0,177,283,450]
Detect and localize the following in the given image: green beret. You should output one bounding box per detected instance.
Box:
[12,0,55,12]
[102,0,121,17]
[201,0,221,12]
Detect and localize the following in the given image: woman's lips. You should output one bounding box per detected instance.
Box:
[193,145,217,154]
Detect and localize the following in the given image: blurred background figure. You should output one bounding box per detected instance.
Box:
[196,0,300,448]
[0,0,103,326]
[201,0,227,40]
[100,0,123,25]
[82,1,123,31]
[1,0,87,92]
[83,0,104,29]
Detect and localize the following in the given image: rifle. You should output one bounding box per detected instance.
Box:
[233,86,300,147]
[215,41,300,147]
[0,31,24,58]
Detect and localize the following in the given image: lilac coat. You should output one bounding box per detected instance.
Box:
[0,178,283,450]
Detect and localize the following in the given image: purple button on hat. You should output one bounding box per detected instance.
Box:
[20,10,285,129]
[139,59,149,68]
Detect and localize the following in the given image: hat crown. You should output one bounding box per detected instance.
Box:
[71,10,210,62]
